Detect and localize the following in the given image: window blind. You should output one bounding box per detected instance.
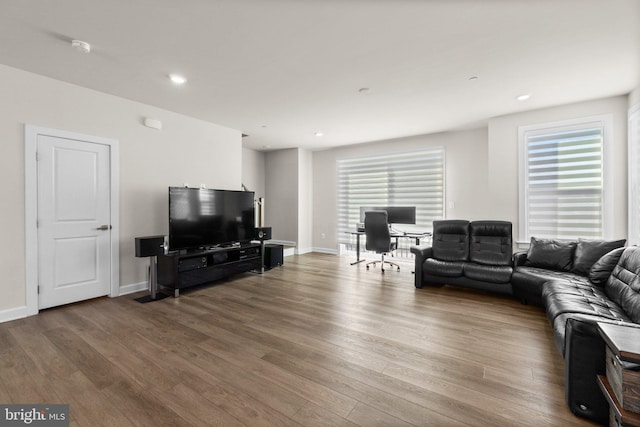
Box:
[522,122,605,240]
[337,148,445,250]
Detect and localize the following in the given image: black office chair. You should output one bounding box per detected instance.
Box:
[364,210,400,273]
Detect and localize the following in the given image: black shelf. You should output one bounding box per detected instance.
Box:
[157,243,261,296]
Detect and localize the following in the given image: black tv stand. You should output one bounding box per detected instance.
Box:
[157,243,261,297]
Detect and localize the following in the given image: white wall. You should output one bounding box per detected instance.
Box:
[631,87,640,108]
[312,95,629,252]
[630,47,640,107]
[312,128,490,252]
[242,147,266,199]
[265,148,299,243]
[297,149,313,253]
[487,96,629,243]
[631,81,640,109]
[260,147,312,252]
[0,64,241,317]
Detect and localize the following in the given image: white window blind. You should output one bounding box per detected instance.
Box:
[519,117,610,241]
[337,148,445,250]
[628,105,640,245]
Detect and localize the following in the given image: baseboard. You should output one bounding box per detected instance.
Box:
[118,281,148,297]
[268,239,296,247]
[0,305,30,324]
[295,247,314,255]
[311,247,339,255]
[283,247,296,257]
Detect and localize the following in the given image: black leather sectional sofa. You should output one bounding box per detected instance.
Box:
[511,237,629,423]
[411,222,635,423]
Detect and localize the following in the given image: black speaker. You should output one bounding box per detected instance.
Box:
[135,235,166,257]
[264,244,283,269]
[255,227,272,241]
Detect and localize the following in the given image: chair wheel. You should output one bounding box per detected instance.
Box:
[366,265,370,270]
[397,267,400,271]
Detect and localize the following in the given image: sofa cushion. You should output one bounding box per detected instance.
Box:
[422,258,465,277]
[512,266,589,301]
[542,279,625,322]
[589,247,626,287]
[572,238,626,276]
[605,246,640,323]
[431,220,470,262]
[464,263,512,284]
[468,221,513,266]
[524,237,576,271]
[542,279,629,355]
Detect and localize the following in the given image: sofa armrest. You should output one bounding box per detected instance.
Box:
[410,245,433,289]
[513,251,527,267]
[562,317,640,424]
[410,245,433,260]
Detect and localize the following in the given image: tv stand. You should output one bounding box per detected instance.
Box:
[157,243,261,297]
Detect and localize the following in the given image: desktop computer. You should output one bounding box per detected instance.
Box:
[359,206,416,225]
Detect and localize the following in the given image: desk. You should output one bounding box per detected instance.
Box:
[346,230,431,265]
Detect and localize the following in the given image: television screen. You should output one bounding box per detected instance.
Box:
[169,187,255,251]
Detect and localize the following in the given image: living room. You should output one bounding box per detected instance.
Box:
[1,1,640,425]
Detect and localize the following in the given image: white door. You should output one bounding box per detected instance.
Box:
[37,135,112,309]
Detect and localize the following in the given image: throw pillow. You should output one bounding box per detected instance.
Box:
[525,237,576,271]
[589,247,626,287]
[572,238,626,276]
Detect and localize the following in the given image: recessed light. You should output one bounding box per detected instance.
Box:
[71,39,91,54]
[314,132,324,137]
[169,74,187,85]
[468,76,478,81]
[358,87,370,94]
[516,93,531,101]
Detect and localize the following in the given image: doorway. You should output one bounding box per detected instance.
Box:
[25,125,119,315]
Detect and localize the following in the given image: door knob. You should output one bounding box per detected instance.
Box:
[96,225,111,230]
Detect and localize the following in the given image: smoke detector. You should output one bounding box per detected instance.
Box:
[71,40,91,54]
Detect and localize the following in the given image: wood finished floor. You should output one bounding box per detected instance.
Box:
[0,253,597,426]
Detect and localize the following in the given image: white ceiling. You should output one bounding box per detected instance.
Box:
[1,0,638,151]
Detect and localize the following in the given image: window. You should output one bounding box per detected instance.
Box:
[337,148,445,253]
[518,115,612,243]
[628,104,640,245]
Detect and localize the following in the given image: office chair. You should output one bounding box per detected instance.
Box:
[364,210,400,273]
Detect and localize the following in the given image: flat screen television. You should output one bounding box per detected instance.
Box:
[168,187,255,251]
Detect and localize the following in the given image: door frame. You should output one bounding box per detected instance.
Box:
[25,125,120,316]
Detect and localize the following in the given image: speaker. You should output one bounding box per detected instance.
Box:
[255,227,272,241]
[264,244,283,269]
[135,235,167,257]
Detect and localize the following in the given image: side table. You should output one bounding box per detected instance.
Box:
[597,322,640,427]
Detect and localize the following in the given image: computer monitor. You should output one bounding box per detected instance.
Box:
[359,206,416,224]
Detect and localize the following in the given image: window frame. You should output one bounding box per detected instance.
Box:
[336,147,445,254]
[517,114,613,247]
[628,103,640,246]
